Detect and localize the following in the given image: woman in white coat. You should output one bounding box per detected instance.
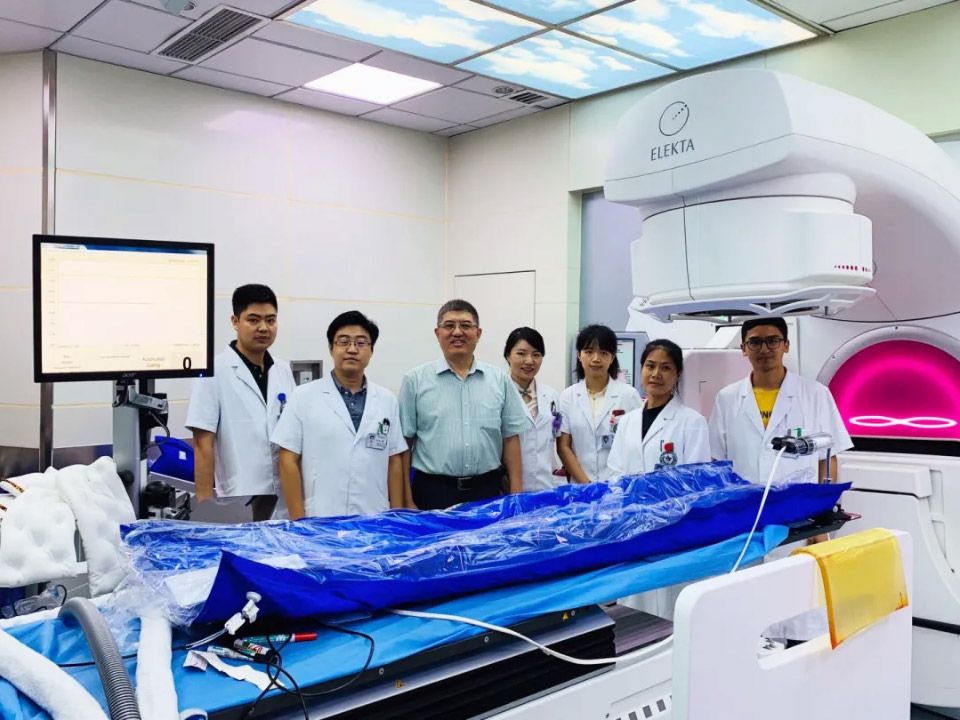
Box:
[609,338,710,620]
[503,327,562,492]
[607,339,710,477]
[557,325,643,483]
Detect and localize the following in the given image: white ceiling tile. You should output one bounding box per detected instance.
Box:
[254,21,379,61]
[770,0,950,24]
[53,35,187,75]
[173,65,291,96]
[364,50,471,86]
[470,105,541,128]
[822,0,953,29]
[362,108,454,132]
[200,37,349,86]
[392,87,518,124]
[73,1,191,53]
[0,0,103,32]
[434,124,477,137]
[128,0,292,21]
[275,88,382,115]
[0,18,62,53]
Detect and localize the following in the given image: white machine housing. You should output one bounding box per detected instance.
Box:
[605,69,960,323]
[493,530,913,720]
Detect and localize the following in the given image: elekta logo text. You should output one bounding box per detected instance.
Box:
[651,101,695,161]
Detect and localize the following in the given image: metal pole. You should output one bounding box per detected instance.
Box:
[39,49,57,471]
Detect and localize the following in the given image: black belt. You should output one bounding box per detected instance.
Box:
[414,469,502,491]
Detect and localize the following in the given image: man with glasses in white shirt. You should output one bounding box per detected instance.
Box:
[708,317,851,487]
[399,299,531,510]
[271,311,406,519]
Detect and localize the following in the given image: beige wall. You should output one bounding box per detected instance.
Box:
[447,2,960,388]
[0,52,43,449]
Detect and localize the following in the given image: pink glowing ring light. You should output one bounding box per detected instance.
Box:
[827,339,960,441]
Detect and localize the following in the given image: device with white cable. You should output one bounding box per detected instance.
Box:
[186,592,262,650]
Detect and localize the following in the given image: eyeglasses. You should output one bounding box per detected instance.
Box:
[438,321,477,332]
[744,337,785,351]
[333,337,371,348]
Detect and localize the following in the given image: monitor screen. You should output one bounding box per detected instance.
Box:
[616,337,637,386]
[33,235,214,382]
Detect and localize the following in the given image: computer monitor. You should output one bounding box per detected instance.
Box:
[615,331,648,390]
[33,234,214,382]
[570,330,649,391]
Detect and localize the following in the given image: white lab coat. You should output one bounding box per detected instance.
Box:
[185,345,295,498]
[515,381,562,492]
[558,379,644,482]
[708,370,853,486]
[608,396,710,621]
[708,370,853,640]
[270,376,406,518]
[606,396,711,477]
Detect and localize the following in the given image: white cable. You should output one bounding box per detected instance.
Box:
[391,457,790,668]
[391,608,673,666]
[729,446,787,574]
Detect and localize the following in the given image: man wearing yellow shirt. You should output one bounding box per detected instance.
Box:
[708,317,852,487]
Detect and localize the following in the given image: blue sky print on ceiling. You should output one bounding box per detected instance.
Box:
[287,0,541,63]
[566,0,815,69]
[458,30,672,99]
[485,1,624,25]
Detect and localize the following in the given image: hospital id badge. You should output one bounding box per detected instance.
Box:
[366,433,388,451]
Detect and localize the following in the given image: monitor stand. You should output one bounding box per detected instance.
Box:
[113,379,168,516]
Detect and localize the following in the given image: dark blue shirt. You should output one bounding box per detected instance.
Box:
[331,371,367,431]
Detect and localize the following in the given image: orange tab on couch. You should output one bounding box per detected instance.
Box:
[794,528,908,649]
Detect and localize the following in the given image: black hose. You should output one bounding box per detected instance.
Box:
[58,598,141,720]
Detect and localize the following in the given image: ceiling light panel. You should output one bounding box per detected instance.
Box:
[305,63,442,104]
[458,30,671,99]
[566,0,817,70]
[484,0,624,24]
[285,0,541,63]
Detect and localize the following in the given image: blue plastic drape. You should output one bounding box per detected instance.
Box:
[121,462,846,625]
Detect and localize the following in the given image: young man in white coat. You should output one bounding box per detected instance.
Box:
[709,317,852,644]
[186,284,296,521]
[708,317,852,487]
[271,311,406,520]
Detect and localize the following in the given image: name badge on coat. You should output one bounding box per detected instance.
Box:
[366,418,390,451]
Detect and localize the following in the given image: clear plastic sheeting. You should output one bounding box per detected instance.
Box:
[120,461,847,627]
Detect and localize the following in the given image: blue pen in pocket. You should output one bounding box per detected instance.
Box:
[277,392,287,420]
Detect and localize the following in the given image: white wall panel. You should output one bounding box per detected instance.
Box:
[0,53,43,453]
[56,57,290,196]
[0,53,43,170]
[0,406,41,449]
[0,172,41,287]
[51,54,447,445]
[285,106,446,219]
[284,202,444,304]
[2,289,40,405]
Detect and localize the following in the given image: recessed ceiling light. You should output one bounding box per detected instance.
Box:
[304,63,441,104]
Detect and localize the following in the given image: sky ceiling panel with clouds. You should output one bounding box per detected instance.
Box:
[286,0,817,98]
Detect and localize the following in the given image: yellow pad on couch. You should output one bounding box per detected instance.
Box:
[794,528,908,648]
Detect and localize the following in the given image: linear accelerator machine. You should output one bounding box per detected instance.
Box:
[597,67,960,718]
